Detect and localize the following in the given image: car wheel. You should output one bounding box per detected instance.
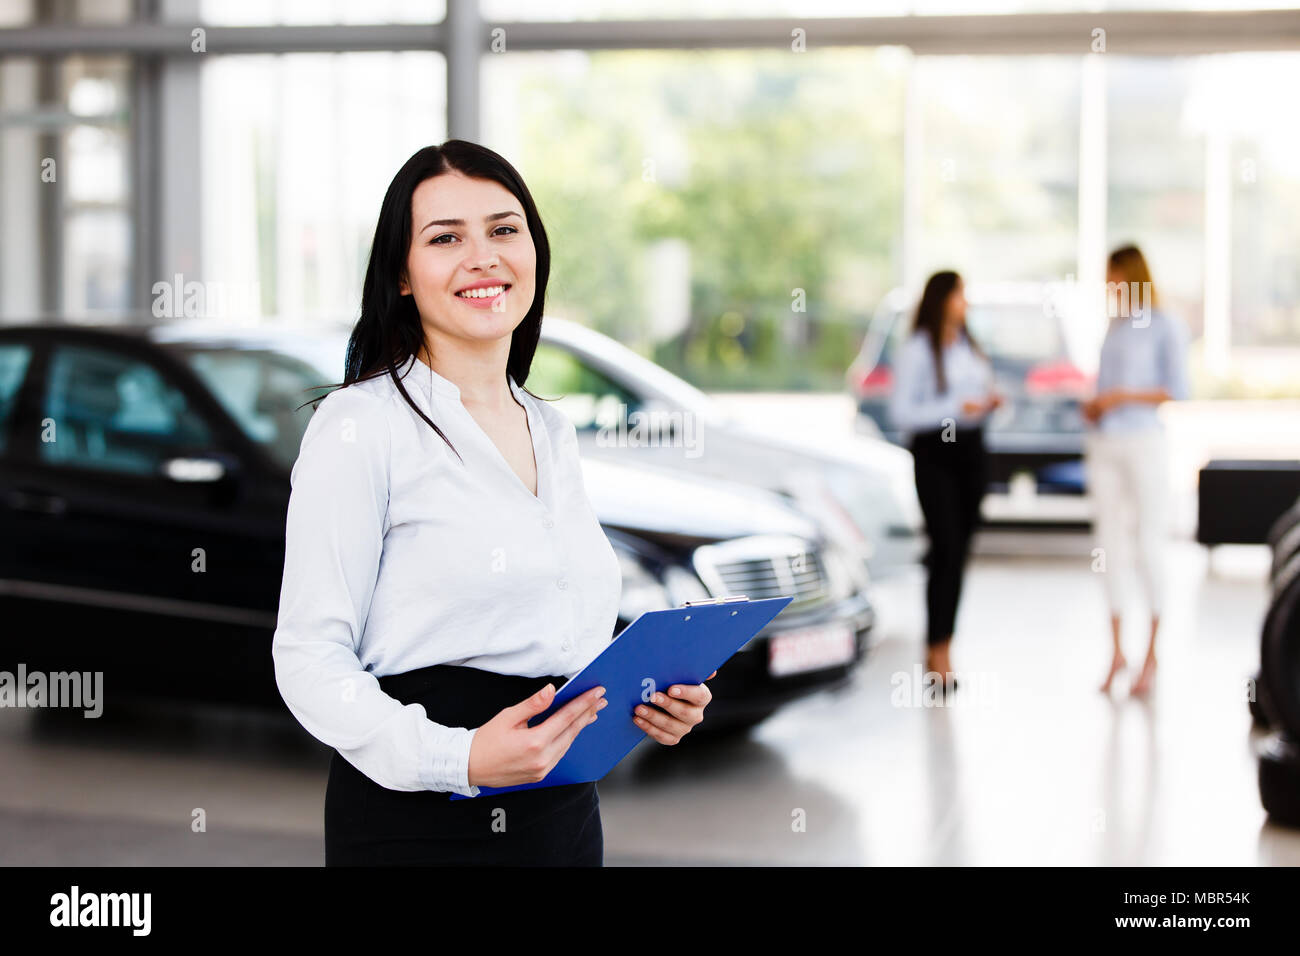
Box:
[1266,496,1300,551]
[1261,570,1300,740]
[1259,733,1300,828]
[1274,522,1300,587]
[1250,670,1272,729]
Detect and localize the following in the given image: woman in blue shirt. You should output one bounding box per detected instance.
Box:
[889,271,1003,693]
[1083,244,1190,696]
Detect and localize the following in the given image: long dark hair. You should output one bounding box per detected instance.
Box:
[911,270,982,393]
[306,140,552,460]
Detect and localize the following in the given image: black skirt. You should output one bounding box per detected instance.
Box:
[324,663,602,867]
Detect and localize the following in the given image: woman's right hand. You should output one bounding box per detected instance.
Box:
[466,684,607,789]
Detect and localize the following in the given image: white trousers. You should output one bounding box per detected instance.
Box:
[1084,429,1169,617]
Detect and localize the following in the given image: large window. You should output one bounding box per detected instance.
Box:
[1106,53,1300,395]
[483,47,907,390]
[1223,54,1300,353]
[4,2,1298,398]
[912,55,1080,285]
[62,55,131,317]
[0,53,131,319]
[200,52,446,322]
[1107,57,1205,341]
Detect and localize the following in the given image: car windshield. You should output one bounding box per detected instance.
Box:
[965,304,1065,364]
[169,345,336,470]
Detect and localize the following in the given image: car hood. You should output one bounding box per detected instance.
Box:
[579,457,819,545]
[715,420,924,531]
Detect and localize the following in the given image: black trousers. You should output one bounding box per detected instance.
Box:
[909,427,988,647]
[324,664,602,867]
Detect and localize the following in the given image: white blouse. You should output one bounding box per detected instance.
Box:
[271,352,623,799]
[887,332,993,438]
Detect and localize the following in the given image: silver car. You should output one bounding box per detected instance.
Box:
[528,317,925,581]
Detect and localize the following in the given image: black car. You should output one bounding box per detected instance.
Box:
[0,323,874,731]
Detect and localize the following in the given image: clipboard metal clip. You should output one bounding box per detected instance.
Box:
[681,595,749,606]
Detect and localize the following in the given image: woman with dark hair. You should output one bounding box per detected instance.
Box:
[1084,244,1189,697]
[888,271,1001,693]
[272,141,715,866]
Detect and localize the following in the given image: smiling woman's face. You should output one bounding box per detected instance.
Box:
[400,170,537,348]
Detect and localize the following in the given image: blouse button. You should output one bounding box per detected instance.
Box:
[557,577,568,590]
[561,640,572,652]
[543,516,554,529]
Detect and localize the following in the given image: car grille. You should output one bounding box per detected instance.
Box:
[692,535,830,611]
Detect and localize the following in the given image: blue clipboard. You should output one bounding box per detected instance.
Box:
[449,595,793,800]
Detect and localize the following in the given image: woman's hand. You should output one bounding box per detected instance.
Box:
[634,670,716,745]
[961,393,1003,417]
[1083,389,1133,423]
[467,684,607,789]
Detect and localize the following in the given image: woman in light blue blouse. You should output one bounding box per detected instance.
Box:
[1083,244,1190,696]
[889,271,1003,693]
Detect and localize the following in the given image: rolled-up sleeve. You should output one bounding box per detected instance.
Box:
[271,386,479,797]
[889,336,959,434]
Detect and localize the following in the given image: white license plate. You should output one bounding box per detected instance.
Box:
[768,623,856,677]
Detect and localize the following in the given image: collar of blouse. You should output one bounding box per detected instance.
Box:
[403,351,526,409]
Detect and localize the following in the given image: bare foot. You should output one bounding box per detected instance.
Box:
[1100,652,1127,694]
[1131,654,1157,696]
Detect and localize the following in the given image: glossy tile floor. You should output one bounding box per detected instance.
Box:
[0,537,1295,866]
[602,540,1300,865]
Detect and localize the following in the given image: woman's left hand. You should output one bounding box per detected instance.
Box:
[1097,389,1127,413]
[634,670,716,745]
[1084,390,1122,422]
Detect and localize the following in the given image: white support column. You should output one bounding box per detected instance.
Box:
[0,59,41,319]
[900,54,923,295]
[156,0,201,300]
[1076,50,1107,366]
[445,0,481,143]
[1202,61,1231,379]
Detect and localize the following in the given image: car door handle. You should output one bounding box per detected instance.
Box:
[3,489,69,515]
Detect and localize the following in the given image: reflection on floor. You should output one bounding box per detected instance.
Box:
[599,540,1300,865]
[0,540,1296,866]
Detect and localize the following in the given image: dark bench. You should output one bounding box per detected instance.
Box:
[1197,460,1300,546]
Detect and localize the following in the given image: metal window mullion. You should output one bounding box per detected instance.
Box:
[130,52,160,319]
[0,12,1298,57]
[445,0,481,142]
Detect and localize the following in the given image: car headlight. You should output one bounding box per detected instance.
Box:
[664,564,710,605]
[822,543,870,600]
[613,545,670,622]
